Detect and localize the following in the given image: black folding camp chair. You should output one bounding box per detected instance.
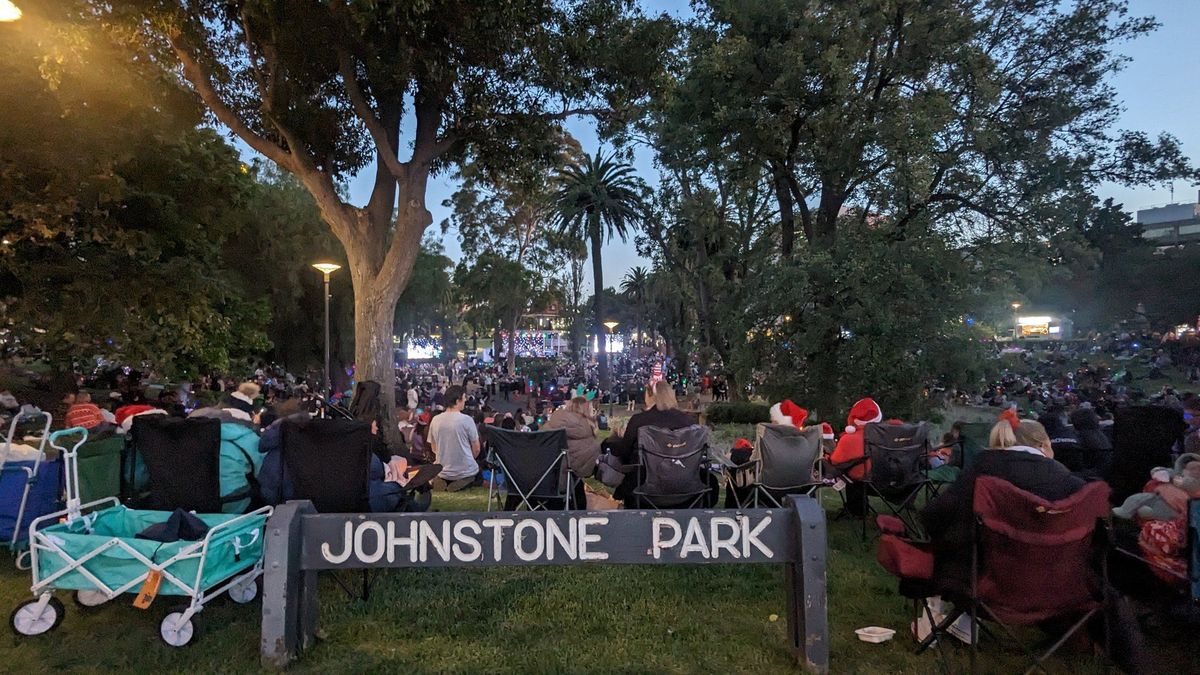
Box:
[728,424,825,508]
[485,427,573,511]
[126,416,223,513]
[633,425,715,510]
[852,422,932,540]
[280,418,374,599]
[1109,406,1186,504]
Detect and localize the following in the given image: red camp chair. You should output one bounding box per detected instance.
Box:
[965,477,1111,674]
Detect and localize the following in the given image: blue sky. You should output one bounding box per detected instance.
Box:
[327,0,1199,294]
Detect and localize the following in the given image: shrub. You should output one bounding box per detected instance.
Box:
[706,402,771,425]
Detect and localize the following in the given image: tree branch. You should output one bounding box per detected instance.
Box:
[335,47,409,181]
[169,35,291,168]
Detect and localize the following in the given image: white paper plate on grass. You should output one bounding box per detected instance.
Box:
[855,626,896,644]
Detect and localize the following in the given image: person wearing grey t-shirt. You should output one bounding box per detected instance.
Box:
[429,385,481,491]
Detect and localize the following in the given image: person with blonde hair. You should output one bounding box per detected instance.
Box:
[544,396,602,507]
[921,409,1086,595]
[605,379,695,506]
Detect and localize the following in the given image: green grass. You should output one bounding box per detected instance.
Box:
[0,489,1186,673]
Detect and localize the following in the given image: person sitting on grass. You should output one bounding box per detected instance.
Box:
[429,385,482,492]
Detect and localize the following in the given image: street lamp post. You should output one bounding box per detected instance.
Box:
[312,263,342,403]
[1010,302,1022,340]
[603,320,619,418]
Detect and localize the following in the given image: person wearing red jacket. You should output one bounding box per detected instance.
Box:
[828,397,898,517]
[829,397,884,480]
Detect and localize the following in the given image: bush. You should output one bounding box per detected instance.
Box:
[706,402,771,425]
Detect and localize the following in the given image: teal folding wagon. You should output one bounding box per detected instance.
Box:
[9,428,272,646]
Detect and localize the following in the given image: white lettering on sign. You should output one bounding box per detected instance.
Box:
[482,518,514,562]
[452,520,482,561]
[651,516,774,561]
[545,519,576,561]
[513,520,545,561]
[578,516,608,560]
[387,521,418,563]
[317,514,773,565]
[355,521,386,564]
[321,521,354,564]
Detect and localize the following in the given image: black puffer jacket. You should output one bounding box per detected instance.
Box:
[1069,408,1112,476]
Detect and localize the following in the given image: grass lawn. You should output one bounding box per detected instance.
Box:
[0,486,1189,674]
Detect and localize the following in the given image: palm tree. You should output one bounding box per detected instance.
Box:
[553,151,646,389]
[620,266,650,352]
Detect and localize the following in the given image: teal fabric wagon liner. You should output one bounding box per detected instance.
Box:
[29,499,269,597]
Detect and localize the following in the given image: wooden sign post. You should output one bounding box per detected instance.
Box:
[261,498,828,672]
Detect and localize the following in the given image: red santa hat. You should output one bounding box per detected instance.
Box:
[820,422,835,440]
[114,405,167,433]
[769,399,809,429]
[845,397,882,434]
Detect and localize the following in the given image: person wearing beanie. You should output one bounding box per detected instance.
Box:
[222,381,261,422]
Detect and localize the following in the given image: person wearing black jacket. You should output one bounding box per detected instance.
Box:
[922,418,1087,596]
[1069,407,1113,476]
[606,380,695,505]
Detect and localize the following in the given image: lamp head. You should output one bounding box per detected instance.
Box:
[0,1,21,22]
[603,320,619,332]
[312,262,342,276]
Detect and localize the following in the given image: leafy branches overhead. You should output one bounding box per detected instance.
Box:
[675,0,1197,252]
[642,0,1198,415]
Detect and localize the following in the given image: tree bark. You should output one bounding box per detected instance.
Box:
[772,163,795,257]
[589,210,609,389]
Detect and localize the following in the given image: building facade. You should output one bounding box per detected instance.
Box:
[1137,196,1200,245]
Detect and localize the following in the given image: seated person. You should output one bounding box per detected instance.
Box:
[921,413,1087,596]
[826,397,898,516]
[544,396,602,507]
[187,405,263,513]
[1069,406,1112,477]
[257,410,437,512]
[64,390,116,435]
[429,385,483,492]
[605,380,696,506]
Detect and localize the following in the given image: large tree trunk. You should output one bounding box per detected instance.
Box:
[589,212,609,389]
[773,163,795,257]
[331,183,427,451]
[347,267,402,442]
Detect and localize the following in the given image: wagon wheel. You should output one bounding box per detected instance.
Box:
[10,596,65,637]
[159,605,200,647]
[73,589,109,609]
[227,577,259,604]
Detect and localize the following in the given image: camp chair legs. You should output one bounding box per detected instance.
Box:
[961,599,1101,675]
[330,568,380,602]
[857,482,928,542]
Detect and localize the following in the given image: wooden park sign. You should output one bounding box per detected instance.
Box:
[261,498,829,673]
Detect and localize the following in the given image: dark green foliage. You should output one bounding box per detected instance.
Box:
[705,402,771,425]
[643,0,1197,416]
